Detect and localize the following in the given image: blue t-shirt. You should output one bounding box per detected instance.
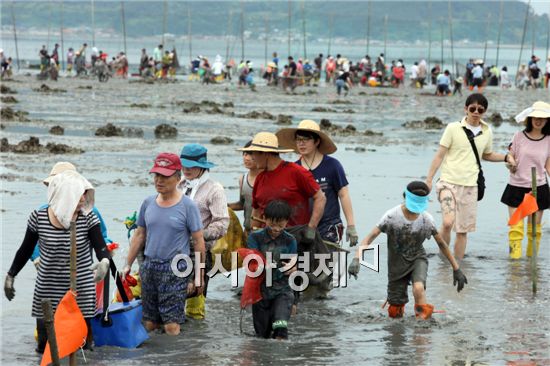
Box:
[472,65,483,79]
[297,155,349,235]
[437,74,450,86]
[137,195,202,261]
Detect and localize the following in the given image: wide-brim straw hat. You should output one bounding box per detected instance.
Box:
[514,101,550,124]
[238,132,294,153]
[276,119,337,155]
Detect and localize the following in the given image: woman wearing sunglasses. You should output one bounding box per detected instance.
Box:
[425,93,516,260]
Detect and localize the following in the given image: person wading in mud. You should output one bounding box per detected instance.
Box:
[228,140,261,236]
[425,93,516,260]
[124,153,205,336]
[348,181,467,320]
[277,120,358,247]
[239,132,326,310]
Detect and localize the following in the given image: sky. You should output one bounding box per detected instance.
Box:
[522,0,549,15]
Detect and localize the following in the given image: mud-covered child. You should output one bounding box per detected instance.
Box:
[247,200,297,339]
[348,181,468,319]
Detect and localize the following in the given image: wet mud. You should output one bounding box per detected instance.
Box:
[1,75,549,365]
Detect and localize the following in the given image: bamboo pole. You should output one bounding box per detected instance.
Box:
[264,15,269,67]
[240,1,244,61]
[69,221,77,366]
[531,15,536,57]
[301,1,306,60]
[483,13,491,66]
[448,0,455,76]
[288,0,292,57]
[530,167,537,294]
[225,10,233,64]
[91,0,95,46]
[327,14,333,56]
[162,0,167,47]
[496,0,503,66]
[188,5,192,62]
[120,1,127,56]
[546,14,550,64]
[440,18,444,71]
[383,14,388,60]
[516,0,530,80]
[366,0,371,55]
[42,300,60,366]
[60,0,65,71]
[10,1,20,70]
[47,1,52,50]
[427,1,432,73]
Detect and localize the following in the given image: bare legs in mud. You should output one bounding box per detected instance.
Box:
[144,321,181,336]
[438,188,467,260]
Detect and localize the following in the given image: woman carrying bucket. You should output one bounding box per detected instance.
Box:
[502,101,550,259]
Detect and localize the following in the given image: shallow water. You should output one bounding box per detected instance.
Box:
[1,76,549,365]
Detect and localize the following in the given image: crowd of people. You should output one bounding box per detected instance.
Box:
[4,95,549,347]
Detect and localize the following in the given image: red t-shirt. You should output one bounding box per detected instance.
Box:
[252,161,320,226]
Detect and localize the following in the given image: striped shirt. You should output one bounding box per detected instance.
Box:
[29,208,100,318]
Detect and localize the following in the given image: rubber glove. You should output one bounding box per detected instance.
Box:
[302,226,316,244]
[453,268,468,292]
[348,258,360,280]
[346,225,359,246]
[4,274,15,301]
[90,258,110,283]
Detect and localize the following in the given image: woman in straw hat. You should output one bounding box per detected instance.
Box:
[277,120,358,247]
[502,101,550,259]
[239,132,326,242]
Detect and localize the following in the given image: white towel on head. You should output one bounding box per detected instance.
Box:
[47,170,95,229]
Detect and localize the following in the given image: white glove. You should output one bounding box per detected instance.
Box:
[33,257,40,270]
[90,258,110,283]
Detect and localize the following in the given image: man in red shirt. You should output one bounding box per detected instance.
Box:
[240,132,326,242]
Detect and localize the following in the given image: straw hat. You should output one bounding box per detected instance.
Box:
[514,101,550,124]
[43,161,77,184]
[238,132,294,153]
[276,119,337,155]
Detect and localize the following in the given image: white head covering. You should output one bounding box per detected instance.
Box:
[47,170,95,229]
[514,101,550,123]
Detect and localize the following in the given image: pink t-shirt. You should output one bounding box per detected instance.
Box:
[509,131,550,187]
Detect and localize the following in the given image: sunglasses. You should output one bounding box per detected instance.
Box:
[468,105,486,114]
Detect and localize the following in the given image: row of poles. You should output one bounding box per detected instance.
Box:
[7,1,550,75]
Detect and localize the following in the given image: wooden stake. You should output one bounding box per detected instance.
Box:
[42,300,60,366]
[120,1,127,56]
[225,10,233,63]
[91,0,95,46]
[531,14,536,57]
[60,0,65,71]
[440,18,444,71]
[516,0,530,80]
[187,5,192,62]
[366,0,371,55]
[448,0,455,76]
[264,15,269,67]
[10,1,20,70]
[483,13,491,66]
[383,14,388,60]
[47,0,52,50]
[162,0,167,48]
[327,13,333,56]
[531,167,537,295]
[301,1,307,60]
[240,1,245,61]
[427,1,432,73]
[495,0,504,66]
[288,0,292,57]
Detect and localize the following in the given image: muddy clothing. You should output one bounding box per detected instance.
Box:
[248,228,296,339]
[239,172,254,231]
[377,205,435,304]
[297,155,348,243]
[247,228,297,300]
[252,161,320,227]
[252,290,294,339]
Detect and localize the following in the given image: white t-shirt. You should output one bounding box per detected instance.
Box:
[410,64,419,79]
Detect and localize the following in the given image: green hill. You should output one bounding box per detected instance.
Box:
[2,1,549,45]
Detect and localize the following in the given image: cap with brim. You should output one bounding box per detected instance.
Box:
[180,143,216,169]
[404,189,429,214]
[237,132,294,153]
[276,119,338,155]
[43,162,77,184]
[514,101,550,124]
[150,153,182,176]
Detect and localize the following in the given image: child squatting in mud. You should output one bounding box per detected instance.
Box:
[348,181,468,319]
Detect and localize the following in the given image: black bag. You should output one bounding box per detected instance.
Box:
[462,127,485,201]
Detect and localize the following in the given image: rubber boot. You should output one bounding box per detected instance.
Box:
[388,304,405,318]
[35,318,48,354]
[526,224,542,257]
[414,304,434,320]
[508,221,524,259]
